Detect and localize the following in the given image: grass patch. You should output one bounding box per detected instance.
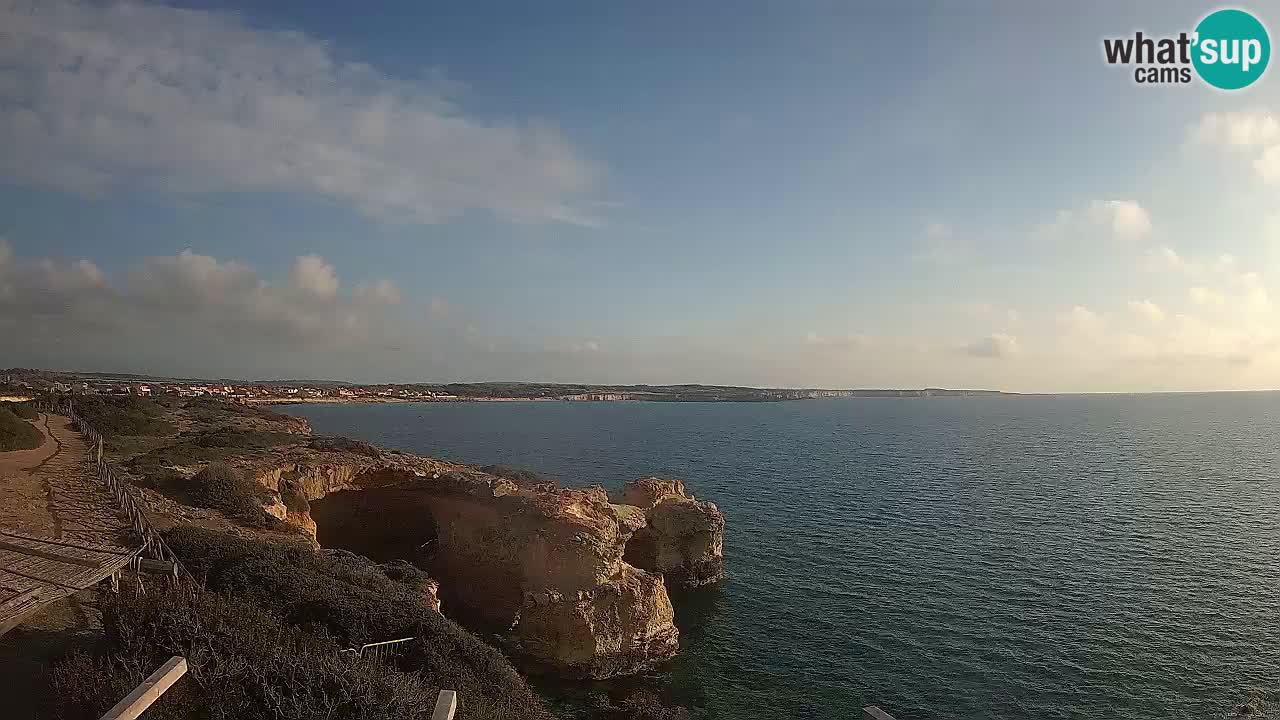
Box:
[0,407,43,451]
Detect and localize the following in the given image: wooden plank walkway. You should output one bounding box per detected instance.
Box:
[0,412,141,634]
[0,530,139,633]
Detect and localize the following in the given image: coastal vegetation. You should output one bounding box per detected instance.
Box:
[72,395,172,438]
[46,527,557,720]
[188,462,274,523]
[309,435,383,458]
[128,429,301,481]
[7,400,39,420]
[16,390,710,719]
[0,406,43,451]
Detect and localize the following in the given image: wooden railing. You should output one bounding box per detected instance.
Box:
[42,396,196,595]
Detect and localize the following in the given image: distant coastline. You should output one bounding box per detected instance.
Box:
[2,368,1014,404]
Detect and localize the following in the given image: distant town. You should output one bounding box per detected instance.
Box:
[0,369,1012,404]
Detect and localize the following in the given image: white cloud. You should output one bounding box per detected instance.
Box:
[1188,286,1224,308]
[292,255,339,298]
[1254,144,1280,183]
[1039,200,1151,242]
[1088,200,1151,240]
[1064,305,1105,335]
[1127,299,1165,323]
[963,333,1019,358]
[1193,111,1280,186]
[913,221,969,265]
[1148,246,1190,273]
[802,331,872,348]
[0,0,597,225]
[1193,111,1280,147]
[354,279,401,306]
[0,245,402,363]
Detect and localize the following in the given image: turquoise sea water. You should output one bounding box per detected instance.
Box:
[288,394,1280,719]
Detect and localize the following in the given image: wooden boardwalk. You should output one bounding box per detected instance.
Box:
[0,412,140,634]
[0,530,139,633]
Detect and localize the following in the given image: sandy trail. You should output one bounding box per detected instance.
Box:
[0,413,131,545]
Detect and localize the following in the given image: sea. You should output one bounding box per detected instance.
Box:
[287,393,1280,719]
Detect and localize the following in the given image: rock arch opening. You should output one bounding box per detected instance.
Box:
[309,488,439,565]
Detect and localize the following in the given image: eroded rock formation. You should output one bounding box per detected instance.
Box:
[618,477,726,589]
[230,448,693,678]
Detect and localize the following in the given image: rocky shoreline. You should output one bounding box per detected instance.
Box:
[119,399,725,680]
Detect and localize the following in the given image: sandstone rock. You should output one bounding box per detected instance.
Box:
[514,563,678,679]
[234,449,687,678]
[619,477,726,589]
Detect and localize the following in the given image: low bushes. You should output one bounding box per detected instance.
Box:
[7,401,39,420]
[72,395,172,437]
[128,429,300,481]
[184,397,300,427]
[309,436,382,458]
[0,407,43,451]
[161,528,557,720]
[188,463,271,523]
[46,587,438,720]
[191,428,300,450]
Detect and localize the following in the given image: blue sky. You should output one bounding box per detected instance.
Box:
[3,0,1280,391]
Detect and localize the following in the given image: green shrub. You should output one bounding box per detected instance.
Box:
[189,463,269,522]
[309,436,382,458]
[128,430,299,484]
[183,397,300,427]
[280,481,310,514]
[191,428,300,450]
[72,395,172,437]
[7,401,39,420]
[0,407,43,451]
[162,528,556,719]
[46,587,438,720]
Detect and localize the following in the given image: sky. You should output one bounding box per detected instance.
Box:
[3,0,1280,392]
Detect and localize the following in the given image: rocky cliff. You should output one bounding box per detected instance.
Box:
[224,448,722,679]
[618,477,726,589]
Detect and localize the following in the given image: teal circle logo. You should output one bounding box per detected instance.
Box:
[1193,9,1270,89]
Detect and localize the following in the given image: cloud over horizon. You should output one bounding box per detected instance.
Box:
[0,0,598,225]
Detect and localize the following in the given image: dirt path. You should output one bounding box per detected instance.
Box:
[0,413,131,548]
[0,414,59,537]
[0,413,132,719]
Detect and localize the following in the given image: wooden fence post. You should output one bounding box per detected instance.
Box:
[431,690,457,720]
[98,656,187,720]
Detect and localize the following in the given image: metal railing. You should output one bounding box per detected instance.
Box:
[340,636,417,663]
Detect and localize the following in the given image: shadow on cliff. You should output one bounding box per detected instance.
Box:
[309,487,440,564]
